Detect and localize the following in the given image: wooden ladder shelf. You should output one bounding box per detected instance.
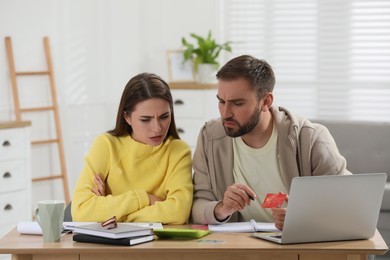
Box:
[5,36,70,203]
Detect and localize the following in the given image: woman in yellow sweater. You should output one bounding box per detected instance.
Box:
[71,73,193,224]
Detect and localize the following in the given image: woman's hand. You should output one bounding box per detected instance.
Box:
[91,174,164,206]
[92,174,106,196]
[148,193,164,205]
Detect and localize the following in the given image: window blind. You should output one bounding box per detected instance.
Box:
[221,0,390,121]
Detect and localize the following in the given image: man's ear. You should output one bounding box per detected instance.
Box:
[262,92,274,111]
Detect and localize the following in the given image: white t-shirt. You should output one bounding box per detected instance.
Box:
[232,123,288,222]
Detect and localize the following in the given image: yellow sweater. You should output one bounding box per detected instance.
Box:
[71,133,193,224]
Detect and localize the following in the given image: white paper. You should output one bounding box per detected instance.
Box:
[17,221,163,235]
[251,220,279,232]
[124,222,163,230]
[208,220,278,233]
[17,221,42,235]
[64,222,163,230]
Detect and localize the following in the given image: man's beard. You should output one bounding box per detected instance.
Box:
[223,105,260,137]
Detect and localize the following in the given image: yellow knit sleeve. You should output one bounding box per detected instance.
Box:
[125,139,193,224]
[71,134,151,222]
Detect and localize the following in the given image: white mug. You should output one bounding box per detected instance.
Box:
[35,200,65,243]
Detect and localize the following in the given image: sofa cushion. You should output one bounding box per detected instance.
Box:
[313,120,390,182]
[382,183,390,211]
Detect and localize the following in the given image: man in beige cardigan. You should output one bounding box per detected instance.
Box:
[191,55,350,229]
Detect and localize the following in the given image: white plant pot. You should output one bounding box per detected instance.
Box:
[197,63,218,84]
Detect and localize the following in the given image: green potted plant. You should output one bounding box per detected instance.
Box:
[181,30,232,83]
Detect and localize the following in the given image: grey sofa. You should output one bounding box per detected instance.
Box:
[315,120,390,258]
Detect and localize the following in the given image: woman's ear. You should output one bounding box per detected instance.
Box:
[124,111,131,125]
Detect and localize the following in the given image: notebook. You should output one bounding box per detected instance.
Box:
[73,233,154,246]
[253,173,386,244]
[71,223,153,239]
[208,219,278,232]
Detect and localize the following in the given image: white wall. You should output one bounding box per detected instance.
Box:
[0,0,220,211]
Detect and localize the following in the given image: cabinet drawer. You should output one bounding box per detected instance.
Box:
[0,160,27,193]
[0,223,16,239]
[0,191,31,225]
[0,128,26,160]
[0,253,10,260]
[176,119,205,147]
[172,90,204,118]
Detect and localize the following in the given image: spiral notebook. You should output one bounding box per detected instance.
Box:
[71,223,153,239]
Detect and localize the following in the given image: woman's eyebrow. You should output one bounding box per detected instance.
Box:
[160,111,170,116]
[140,111,170,118]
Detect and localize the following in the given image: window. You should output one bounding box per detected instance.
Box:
[221,0,390,121]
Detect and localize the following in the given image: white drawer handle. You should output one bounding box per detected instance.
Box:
[3,172,11,178]
[2,140,11,147]
[177,128,185,134]
[4,204,13,211]
[174,99,184,105]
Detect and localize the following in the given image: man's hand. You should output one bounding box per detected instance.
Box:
[271,192,289,230]
[271,207,286,230]
[214,183,256,221]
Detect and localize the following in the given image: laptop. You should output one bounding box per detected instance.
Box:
[253,173,387,244]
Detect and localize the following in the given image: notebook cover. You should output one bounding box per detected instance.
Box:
[71,223,153,239]
[73,233,154,246]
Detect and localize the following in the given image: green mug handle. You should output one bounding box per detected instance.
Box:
[35,208,41,226]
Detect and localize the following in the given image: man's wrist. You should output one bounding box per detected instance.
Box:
[214,201,230,222]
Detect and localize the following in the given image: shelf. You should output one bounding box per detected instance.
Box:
[0,121,32,129]
[169,82,217,90]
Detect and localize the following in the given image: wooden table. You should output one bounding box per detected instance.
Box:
[0,228,388,260]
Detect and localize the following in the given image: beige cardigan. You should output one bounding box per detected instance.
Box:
[191,106,351,224]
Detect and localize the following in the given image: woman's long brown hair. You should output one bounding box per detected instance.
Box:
[107,73,180,140]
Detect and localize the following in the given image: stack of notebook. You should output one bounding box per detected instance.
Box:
[72,223,154,246]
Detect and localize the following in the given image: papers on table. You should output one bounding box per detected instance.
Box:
[208,219,279,233]
[17,221,43,235]
[70,223,153,239]
[17,221,163,235]
[65,222,163,231]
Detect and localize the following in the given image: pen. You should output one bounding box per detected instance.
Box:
[246,192,255,201]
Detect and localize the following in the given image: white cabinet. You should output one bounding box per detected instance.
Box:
[0,121,31,260]
[170,83,220,153]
